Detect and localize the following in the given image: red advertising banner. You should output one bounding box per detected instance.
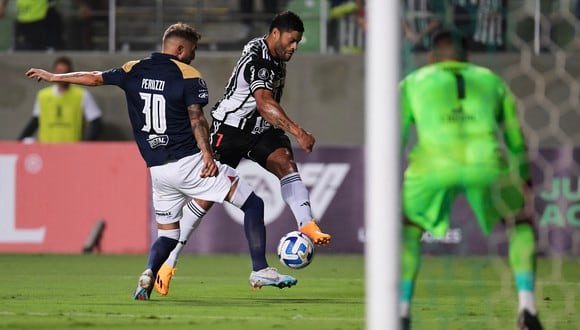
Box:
[0,142,150,253]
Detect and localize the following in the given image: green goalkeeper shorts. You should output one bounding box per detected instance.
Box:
[403,164,525,237]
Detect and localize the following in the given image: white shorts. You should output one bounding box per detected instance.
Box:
[149,153,238,225]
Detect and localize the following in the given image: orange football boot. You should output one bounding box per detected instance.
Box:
[299,219,331,245]
[154,263,176,296]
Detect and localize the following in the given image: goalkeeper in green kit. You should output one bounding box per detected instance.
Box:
[399,30,543,330]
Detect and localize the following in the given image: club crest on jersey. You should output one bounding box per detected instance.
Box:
[147,134,169,148]
[257,68,270,80]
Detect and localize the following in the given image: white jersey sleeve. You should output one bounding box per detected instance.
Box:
[82,90,103,121]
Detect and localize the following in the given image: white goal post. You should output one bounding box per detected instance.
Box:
[365,1,400,330]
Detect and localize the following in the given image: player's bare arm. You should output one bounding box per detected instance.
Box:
[188,103,218,178]
[254,88,315,153]
[25,68,104,86]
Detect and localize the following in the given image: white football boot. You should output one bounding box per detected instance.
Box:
[249,267,297,289]
[133,269,154,300]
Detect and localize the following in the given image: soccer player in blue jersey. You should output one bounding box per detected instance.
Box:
[154,11,332,297]
[25,22,298,300]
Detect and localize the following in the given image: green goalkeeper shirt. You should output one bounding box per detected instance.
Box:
[400,61,529,181]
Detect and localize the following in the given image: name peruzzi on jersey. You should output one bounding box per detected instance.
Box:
[141,78,165,91]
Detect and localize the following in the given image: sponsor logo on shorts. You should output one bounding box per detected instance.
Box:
[155,210,172,216]
[147,134,169,149]
[251,117,271,135]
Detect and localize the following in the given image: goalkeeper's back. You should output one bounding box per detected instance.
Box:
[400,30,527,176]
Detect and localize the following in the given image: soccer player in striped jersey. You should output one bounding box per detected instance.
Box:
[212,10,331,245]
[154,11,331,296]
[25,22,297,300]
[399,29,543,330]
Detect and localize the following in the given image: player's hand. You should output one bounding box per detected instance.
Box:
[296,128,315,153]
[25,68,52,82]
[200,153,218,178]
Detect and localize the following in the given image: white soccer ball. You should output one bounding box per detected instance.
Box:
[277,230,315,269]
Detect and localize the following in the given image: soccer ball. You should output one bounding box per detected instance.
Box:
[277,231,315,269]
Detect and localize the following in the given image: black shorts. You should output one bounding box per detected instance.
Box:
[210,122,292,168]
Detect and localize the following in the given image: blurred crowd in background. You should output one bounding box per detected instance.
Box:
[0,0,579,54]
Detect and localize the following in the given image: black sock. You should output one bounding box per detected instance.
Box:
[146,236,178,276]
[241,193,268,271]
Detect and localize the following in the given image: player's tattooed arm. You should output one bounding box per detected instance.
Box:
[25,68,104,86]
[188,104,218,177]
[254,89,315,152]
[254,89,296,131]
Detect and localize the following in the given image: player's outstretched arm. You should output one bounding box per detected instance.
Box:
[188,103,218,178]
[254,88,315,153]
[25,68,104,86]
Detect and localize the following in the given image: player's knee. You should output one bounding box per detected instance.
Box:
[403,216,421,228]
[227,177,255,209]
[266,151,296,177]
[504,210,535,227]
[192,198,212,211]
[241,192,264,214]
[514,218,534,228]
[156,220,180,230]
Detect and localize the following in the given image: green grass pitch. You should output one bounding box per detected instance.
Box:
[0,254,577,329]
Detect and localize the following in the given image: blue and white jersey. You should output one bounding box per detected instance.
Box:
[211,37,286,131]
[102,52,209,167]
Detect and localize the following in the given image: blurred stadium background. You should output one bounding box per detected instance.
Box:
[0,1,579,329]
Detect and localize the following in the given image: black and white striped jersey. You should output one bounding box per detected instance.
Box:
[472,0,505,47]
[211,37,286,132]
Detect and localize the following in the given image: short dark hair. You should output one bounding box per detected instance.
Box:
[431,29,468,61]
[269,11,304,33]
[53,56,73,72]
[163,22,201,43]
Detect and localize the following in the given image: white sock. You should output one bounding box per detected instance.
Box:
[280,173,313,228]
[165,200,206,267]
[518,291,537,314]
